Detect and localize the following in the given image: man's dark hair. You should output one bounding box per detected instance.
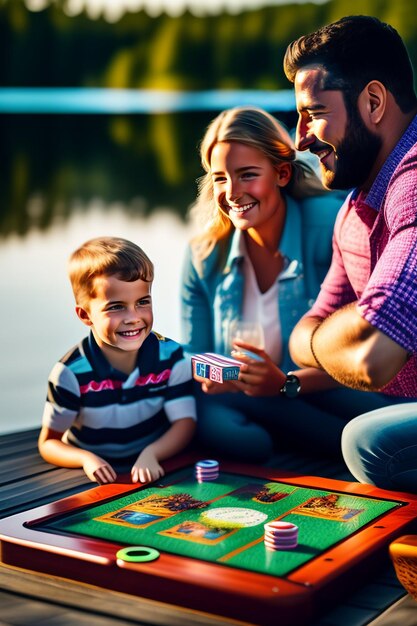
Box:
[284,15,417,114]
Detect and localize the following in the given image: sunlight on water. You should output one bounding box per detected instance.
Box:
[0,88,296,113]
[0,204,193,434]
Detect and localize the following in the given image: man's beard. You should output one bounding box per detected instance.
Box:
[322,108,382,190]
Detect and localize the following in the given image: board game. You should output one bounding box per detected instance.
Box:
[1,457,417,625]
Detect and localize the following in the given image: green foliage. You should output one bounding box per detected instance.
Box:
[1,0,416,90]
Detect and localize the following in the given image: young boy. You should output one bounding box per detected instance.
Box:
[38,237,196,484]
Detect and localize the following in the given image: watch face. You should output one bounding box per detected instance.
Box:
[283,374,301,398]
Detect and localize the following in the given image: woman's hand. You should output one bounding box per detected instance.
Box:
[193,373,238,394]
[231,340,287,396]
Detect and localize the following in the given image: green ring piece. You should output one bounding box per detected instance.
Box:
[116,546,160,563]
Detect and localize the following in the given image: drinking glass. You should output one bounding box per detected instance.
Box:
[227,320,265,357]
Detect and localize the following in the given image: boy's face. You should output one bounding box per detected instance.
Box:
[76,274,153,367]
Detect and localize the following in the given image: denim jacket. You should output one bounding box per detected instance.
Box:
[181,193,344,372]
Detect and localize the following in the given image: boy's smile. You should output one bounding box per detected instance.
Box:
[76,274,153,373]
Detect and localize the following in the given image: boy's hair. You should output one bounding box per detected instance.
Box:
[69,237,154,307]
[284,15,417,114]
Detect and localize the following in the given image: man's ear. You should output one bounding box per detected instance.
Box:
[276,162,292,188]
[358,80,386,125]
[75,305,93,327]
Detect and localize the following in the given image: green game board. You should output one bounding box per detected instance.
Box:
[44,468,400,577]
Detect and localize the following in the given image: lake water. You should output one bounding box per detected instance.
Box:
[0,96,297,435]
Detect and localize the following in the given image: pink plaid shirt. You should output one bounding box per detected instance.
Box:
[308,115,417,397]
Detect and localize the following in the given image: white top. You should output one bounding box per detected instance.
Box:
[240,238,282,364]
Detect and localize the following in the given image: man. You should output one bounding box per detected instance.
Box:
[283,15,417,491]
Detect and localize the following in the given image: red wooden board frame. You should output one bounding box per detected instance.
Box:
[1,455,417,626]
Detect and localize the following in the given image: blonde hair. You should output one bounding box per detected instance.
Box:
[68,236,154,307]
[190,106,325,264]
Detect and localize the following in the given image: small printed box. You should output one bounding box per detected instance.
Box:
[191,353,242,383]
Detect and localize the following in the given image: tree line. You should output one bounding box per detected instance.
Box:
[1,0,416,91]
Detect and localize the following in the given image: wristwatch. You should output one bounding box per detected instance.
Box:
[280,373,301,398]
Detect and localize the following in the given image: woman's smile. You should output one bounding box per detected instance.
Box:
[226,201,258,214]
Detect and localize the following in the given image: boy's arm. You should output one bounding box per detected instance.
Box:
[131,418,196,484]
[38,426,117,484]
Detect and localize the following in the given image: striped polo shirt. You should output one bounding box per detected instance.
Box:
[42,331,196,461]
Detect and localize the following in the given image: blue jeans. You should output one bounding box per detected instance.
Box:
[342,401,417,493]
[195,385,402,463]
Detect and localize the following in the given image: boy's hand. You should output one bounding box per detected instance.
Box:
[131,447,165,483]
[83,454,117,484]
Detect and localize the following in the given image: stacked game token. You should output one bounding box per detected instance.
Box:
[264,521,298,551]
[195,460,219,483]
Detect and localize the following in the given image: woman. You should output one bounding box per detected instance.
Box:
[181,106,392,462]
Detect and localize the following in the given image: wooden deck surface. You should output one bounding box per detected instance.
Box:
[1,428,416,626]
